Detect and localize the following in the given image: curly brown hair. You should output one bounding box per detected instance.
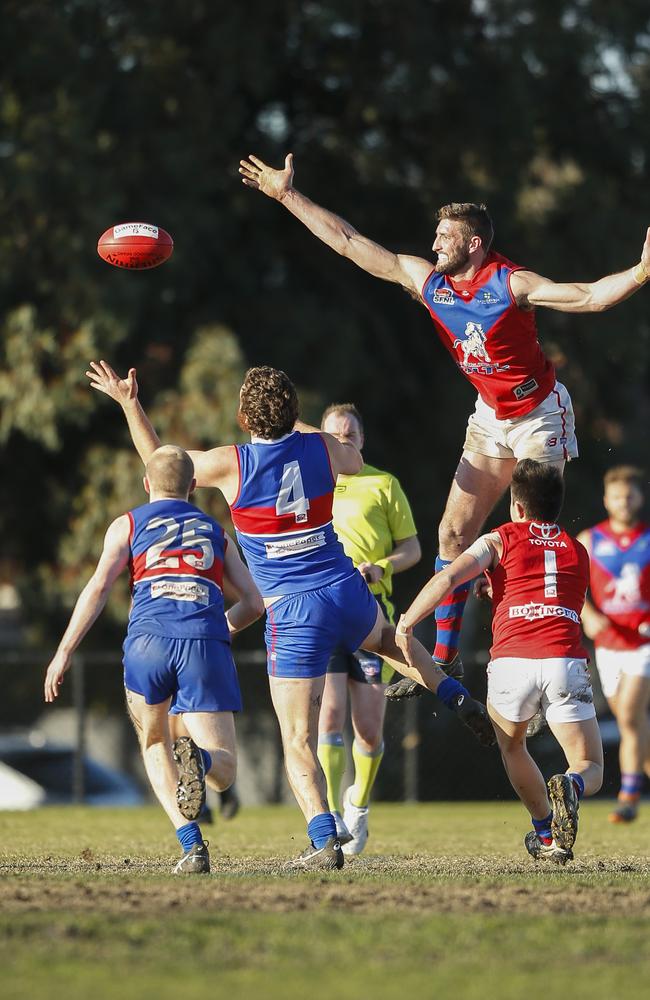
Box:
[238,366,299,439]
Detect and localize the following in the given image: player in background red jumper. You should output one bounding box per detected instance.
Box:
[239,152,650,689]
[578,466,650,823]
[395,459,603,864]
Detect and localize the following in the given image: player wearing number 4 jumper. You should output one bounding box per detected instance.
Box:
[395,460,603,864]
[87,361,494,871]
[240,151,650,693]
[578,466,650,824]
[44,446,264,874]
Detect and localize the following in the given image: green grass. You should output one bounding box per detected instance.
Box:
[2,802,650,1000]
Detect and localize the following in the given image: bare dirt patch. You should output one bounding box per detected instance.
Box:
[2,852,650,917]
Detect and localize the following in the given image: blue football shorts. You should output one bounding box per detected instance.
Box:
[122,633,242,713]
[327,595,395,685]
[264,571,380,679]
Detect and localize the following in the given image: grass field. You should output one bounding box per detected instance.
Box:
[2,801,650,1000]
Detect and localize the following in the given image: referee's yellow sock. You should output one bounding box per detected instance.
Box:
[317,732,346,814]
[350,740,384,808]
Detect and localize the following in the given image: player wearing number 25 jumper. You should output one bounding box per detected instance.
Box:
[44,446,264,874]
[87,361,494,870]
[395,460,603,864]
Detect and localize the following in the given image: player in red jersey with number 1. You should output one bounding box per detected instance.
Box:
[395,460,603,864]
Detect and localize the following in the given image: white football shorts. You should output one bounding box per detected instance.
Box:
[594,644,650,700]
[487,656,596,724]
[464,381,578,462]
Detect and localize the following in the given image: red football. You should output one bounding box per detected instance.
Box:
[97,222,173,270]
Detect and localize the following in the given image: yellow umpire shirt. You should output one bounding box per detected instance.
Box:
[331,462,417,623]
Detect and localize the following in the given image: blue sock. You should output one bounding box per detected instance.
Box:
[307,812,337,849]
[200,748,212,774]
[620,772,643,797]
[532,812,553,843]
[436,676,469,708]
[568,772,585,800]
[176,821,203,852]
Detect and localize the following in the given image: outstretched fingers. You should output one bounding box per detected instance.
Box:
[85,360,137,402]
[239,159,261,186]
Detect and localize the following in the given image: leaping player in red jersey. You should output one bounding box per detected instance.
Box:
[394,460,603,864]
[239,152,650,691]
[577,466,650,824]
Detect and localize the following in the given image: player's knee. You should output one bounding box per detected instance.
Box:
[140,726,166,751]
[209,751,237,791]
[617,700,641,729]
[284,728,313,757]
[438,516,474,555]
[353,719,382,750]
[590,762,604,794]
[499,731,526,755]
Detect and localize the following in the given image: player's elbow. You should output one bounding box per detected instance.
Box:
[408,538,422,566]
[340,447,363,476]
[249,592,266,621]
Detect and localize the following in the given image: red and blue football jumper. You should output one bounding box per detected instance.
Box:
[422,252,556,420]
[123,499,241,712]
[585,520,650,650]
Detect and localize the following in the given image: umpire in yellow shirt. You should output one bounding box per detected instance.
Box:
[317,403,421,854]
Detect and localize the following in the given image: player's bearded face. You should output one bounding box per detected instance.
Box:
[434,234,472,274]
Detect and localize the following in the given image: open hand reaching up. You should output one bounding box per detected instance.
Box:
[86,360,138,408]
[239,153,294,201]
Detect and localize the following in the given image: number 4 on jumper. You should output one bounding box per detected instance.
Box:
[276,461,310,523]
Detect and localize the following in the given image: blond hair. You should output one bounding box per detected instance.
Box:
[145,445,195,497]
[603,465,645,492]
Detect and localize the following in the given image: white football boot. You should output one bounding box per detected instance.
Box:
[332,811,353,846]
[341,785,369,856]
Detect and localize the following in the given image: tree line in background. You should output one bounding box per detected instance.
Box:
[1,1,650,717]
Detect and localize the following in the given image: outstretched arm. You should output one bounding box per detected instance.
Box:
[239,153,433,296]
[395,533,502,665]
[44,516,131,701]
[511,228,650,313]
[86,361,161,463]
[87,361,241,499]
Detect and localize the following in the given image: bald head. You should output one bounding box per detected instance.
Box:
[145,445,195,499]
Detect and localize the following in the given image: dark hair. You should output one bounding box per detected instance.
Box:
[320,402,364,433]
[238,366,299,439]
[603,465,645,493]
[511,459,565,522]
[436,202,494,252]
